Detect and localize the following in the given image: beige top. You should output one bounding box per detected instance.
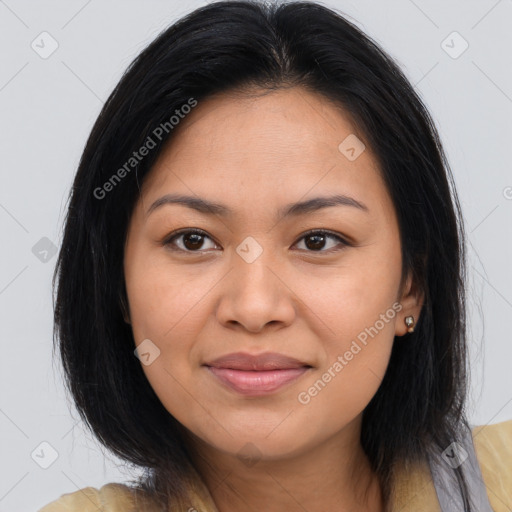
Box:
[38,419,512,512]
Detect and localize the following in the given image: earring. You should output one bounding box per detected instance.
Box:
[405,316,415,333]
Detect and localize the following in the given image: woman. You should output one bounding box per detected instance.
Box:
[40,1,512,511]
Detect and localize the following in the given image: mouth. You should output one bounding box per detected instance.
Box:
[203,352,312,396]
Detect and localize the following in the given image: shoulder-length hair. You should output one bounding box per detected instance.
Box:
[53,0,472,509]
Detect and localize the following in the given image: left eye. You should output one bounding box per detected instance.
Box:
[163,229,349,253]
[293,230,349,253]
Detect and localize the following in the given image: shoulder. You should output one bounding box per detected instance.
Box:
[472,418,512,510]
[38,482,140,512]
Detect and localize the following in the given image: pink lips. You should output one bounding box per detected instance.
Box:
[204,352,311,396]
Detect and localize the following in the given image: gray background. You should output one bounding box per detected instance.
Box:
[0,1,511,510]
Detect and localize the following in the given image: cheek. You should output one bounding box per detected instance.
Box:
[296,317,396,431]
[290,244,400,402]
[126,274,169,342]
[126,256,210,341]
[291,247,401,341]
[125,259,212,406]
[126,271,200,424]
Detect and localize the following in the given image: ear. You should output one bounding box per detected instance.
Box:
[119,291,131,325]
[395,271,424,337]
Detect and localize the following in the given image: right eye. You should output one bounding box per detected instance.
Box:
[162,229,220,253]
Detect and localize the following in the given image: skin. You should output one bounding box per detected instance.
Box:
[123,86,424,512]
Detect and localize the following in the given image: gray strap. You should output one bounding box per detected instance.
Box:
[428,422,493,511]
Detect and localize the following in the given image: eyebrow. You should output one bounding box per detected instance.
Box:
[146,193,369,219]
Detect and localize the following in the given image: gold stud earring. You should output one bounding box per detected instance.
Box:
[405,316,415,333]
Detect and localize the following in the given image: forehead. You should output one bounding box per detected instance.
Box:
[146,86,369,171]
[138,87,392,223]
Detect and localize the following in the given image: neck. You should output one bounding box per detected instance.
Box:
[185,419,384,512]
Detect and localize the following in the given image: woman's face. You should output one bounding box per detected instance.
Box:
[123,87,422,462]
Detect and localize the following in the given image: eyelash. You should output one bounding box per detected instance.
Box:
[162,228,351,255]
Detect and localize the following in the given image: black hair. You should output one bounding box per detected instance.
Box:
[52,0,473,510]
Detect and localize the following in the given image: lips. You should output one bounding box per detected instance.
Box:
[206,351,310,371]
[204,352,312,396]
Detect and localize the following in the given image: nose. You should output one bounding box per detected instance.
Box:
[215,244,296,333]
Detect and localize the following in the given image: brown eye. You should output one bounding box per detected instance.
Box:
[293,230,349,253]
[163,229,218,252]
[163,228,350,255]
